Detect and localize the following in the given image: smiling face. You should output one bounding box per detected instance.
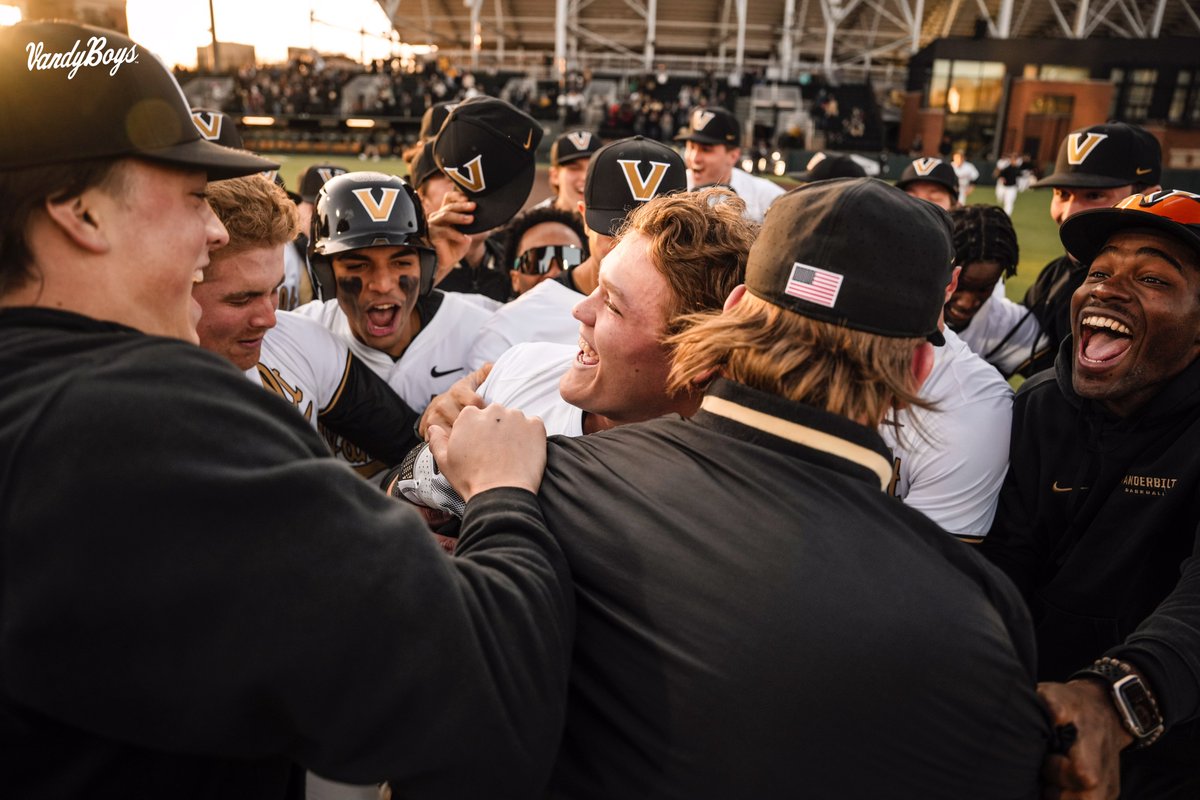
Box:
[1071,228,1200,417]
[944,259,1006,331]
[193,244,284,370]
[558,232,681,427]
[331,245,423,357]
[99,160,229,343]
[551,158,590,211]
[684,140,739,186]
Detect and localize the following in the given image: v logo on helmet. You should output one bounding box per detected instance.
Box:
[619,159,671,202]
[191,111,222,141]
[445,155,486,193]
[566,131,593,150]
[352,187,400,223]
[1066,132,1108,165]
[913,157,942,176]
[1132,189,1200,207]
[692,110,715,130]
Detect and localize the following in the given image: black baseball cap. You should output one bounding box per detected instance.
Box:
[408,141,442,190]
[418,101,458,141]
[896,157,959,197]
[582,136,687,236]
[1060,190,1200,265]
[190,108,244,150]
[433,96,544,233]
[298,163,349,203]
[674,106,741,147]
[793,152,866,182]
[1,20,276,179]
[746,178,952,345]
[551,129,601,166]
[1034,122,1162,189]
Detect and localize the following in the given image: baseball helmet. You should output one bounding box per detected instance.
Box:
[308,172,438,300]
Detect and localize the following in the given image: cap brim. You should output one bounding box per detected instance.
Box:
[141,137,278,181]
[1060,207,1200,264]
[674,130,726,145]
[554,151,592,166]
[457,160,536,234]
[584,205,628,237]
[1031,171,1132,190]
[895,177,958,195]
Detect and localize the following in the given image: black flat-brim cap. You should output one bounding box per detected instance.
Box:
[2,21,276,179]
[409,141,441,190]
[746,178,951,345]
[895,157,959,196]
[433,96,544,233]
[1033,122,1162,189]
[583,135,687,236]
[792,152,866,182]
[551,129,601,166]
[418,101,458,141]
[674,106,740,146]
[1059,191,1200,265]
[298,163,349,203]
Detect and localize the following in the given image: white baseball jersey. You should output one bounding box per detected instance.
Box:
[478,342,584,437]
[243,310,353,430]
[879,327,1013,538]
[957,292,1046,377]
[467,279,584,369]
[952,161,980,205]
[727,168,786,223]
[278,241,307,312]
[294,291,491,412]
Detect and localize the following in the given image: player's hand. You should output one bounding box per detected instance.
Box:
[1038,680,1132,800]
[428,189,475,285]
[427,403,546,500]
[419,363,492,440]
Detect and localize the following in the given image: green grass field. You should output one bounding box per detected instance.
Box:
[269,153,1061,303]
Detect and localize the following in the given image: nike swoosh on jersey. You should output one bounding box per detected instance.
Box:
[1051,481,1089,493]
[430,366,464,378]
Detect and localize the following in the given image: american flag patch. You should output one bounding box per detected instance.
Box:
[784,263,843,308]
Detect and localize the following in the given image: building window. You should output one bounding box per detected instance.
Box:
[1114,67,1158,122]
[1170,70,1200,126]
[1038,65,1091,82]
[927,59,1005,113]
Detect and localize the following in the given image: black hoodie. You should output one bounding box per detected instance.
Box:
[984,336,1200,751]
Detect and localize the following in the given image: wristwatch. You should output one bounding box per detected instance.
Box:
[1072,657,1165,749]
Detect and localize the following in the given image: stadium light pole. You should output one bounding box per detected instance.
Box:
[208,0,220,72]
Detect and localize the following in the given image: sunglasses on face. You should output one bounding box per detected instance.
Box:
[513,244,584,275]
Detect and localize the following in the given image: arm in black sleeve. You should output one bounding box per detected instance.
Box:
[317,352,421,464]
[1111,521,1200,730]
[3,343,573,797]
[980,388,1047,605]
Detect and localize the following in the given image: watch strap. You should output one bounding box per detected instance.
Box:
[1071,657,1164,749]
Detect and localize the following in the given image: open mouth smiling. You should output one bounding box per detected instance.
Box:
[365,303,401,336]
[1078,313,1134,369]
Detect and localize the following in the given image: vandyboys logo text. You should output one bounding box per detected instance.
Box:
[26,36,139,79]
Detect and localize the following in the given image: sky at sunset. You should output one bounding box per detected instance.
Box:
[123,0,402,67]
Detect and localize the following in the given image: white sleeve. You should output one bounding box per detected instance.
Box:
[956,294,1044,376]
[893,390,1013,538]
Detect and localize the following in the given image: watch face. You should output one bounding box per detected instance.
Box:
[1116,676,1162,735]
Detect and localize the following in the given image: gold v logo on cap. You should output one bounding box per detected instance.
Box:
[351,187,400,223]
[692,110,715,130]
[191,111,222,141]
[566,131,593,150]
[619,159,671,202]
[1066,132,1108,165]
[445,154,487,193]
[913,157,942,176]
